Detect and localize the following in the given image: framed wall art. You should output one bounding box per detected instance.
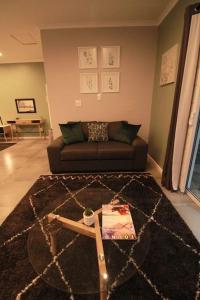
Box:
[78,47,97,69]
[80,73,98,93]
[101,72,120,93]
[15,98,36,113]
[101,46,120,68]
[160,44,178,86]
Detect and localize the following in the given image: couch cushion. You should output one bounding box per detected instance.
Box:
[108,121,127,140]
[60,142,98,161]
[97,141,135,160]
[67,121,96,140]
[121,123,141,144]
[109,122,141,144]
[59,122,85,145]
[81,122,96,139]
[88,122,108,142]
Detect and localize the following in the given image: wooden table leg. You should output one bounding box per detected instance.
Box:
[49,231,57,256]
[94,215,108,300]
[10,125,13,141]
[47,212,108,300]
[3,129,7,142]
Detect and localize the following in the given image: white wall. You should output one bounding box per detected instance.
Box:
[41,27,157,140]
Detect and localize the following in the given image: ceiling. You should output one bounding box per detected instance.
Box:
[0,0,178,64]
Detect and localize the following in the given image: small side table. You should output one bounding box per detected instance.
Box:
[7,119,45,139]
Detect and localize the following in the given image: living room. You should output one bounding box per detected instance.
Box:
[0,1,200,299]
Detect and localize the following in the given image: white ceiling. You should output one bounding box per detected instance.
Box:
[0,0,178,64]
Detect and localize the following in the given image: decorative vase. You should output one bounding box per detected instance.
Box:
[83,210,95,226]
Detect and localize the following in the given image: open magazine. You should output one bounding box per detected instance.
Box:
[102,203,136,240]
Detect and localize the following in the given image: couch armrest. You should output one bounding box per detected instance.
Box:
[131,136,147,148]
[131,136,148,170]
[47,136,65,173]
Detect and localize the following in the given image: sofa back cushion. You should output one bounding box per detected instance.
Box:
[80,121,127,139]
[66,121,140,144]
[108,121,127,140]
[59,122,85,145]
[81,122,96,139]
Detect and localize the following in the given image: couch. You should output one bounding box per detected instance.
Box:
[47,121,148,174]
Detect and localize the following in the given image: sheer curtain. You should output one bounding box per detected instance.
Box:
[179,55,200,192]
[172,13,200,191]
[162,3,200,191]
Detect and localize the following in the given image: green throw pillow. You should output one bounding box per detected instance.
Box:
[59,122,85,145]
[111,122,141,144]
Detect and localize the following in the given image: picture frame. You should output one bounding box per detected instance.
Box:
[78,47,97,69]
[160,44,178,86]
[80,73,98,93]
[101,46,120,68]
[101,72,120,93]
[15,98,36,113]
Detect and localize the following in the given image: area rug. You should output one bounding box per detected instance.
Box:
[0,173,199,300]
[0,142,16,151]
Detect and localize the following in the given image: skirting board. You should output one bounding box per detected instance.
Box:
[148,154,163,175]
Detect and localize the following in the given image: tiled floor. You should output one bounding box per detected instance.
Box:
[0,140,50,225]
[0,140,200,243]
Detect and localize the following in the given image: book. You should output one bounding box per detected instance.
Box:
[102,203,136,240]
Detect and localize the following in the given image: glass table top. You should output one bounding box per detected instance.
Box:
[28,188,150,296]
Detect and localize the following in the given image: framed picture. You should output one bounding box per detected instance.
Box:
[78,47,97,69]
[15,98,36,113]
[160,44,178,86]
[101,72,120,93]
[102,46,120,68]
[80,73,98,93]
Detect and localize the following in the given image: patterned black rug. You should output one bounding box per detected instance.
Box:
[0,173,199,300]
[0,142,16,151]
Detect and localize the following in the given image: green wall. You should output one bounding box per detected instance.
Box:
[0,62,50,136]
[148,0,197,167]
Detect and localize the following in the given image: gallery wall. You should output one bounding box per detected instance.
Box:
[41,27,157,140]
[0,62,50,135]
[148,0,197,168]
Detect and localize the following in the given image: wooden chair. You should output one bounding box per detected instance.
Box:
[0,126,7,142]
[0,118,13,142]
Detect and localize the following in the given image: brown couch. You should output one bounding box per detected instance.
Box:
[47,121,148,174]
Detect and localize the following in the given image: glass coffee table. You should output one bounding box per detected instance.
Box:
[28,188,150,299]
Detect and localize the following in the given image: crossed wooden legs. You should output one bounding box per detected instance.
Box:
[47,209,108,300]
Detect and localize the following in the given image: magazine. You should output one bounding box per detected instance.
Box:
[102,203,136,240]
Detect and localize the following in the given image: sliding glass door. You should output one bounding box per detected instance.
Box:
[187,111,200,200]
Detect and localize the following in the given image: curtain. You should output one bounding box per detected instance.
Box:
[179,55,200,192]
[161,3,200,191]
[172,14,200,190]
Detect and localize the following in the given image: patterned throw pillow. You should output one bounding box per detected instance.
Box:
[87,122,108,142]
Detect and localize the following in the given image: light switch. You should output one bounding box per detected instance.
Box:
[97,93,101,101]
[75,99,82,107]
